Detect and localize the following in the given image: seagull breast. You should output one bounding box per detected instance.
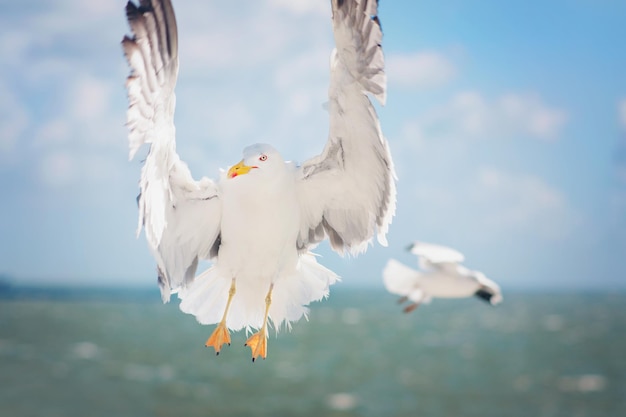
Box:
[218,144,300,285]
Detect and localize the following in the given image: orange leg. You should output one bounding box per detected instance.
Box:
[205,279,236,355]
[403,302,420,314]
[245,284,273,362]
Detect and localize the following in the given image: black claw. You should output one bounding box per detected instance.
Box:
[216,351,219,356]
[252,357,255,363]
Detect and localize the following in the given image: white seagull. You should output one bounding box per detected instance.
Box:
[383,242,502,313]
[122,0,396,360]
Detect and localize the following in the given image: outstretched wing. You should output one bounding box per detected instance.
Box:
[296,0,396,255]
[408,242,465,265]
[408,242,465,273]
[122,0,221,302]
[473,271,503,305]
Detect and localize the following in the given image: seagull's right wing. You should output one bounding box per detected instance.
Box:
[296,0,396,256]
[122,0,221,302]
[473,272,503,305]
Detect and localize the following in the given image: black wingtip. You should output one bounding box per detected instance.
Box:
[156,266,166,290]
[125,1,140,21]
[121,35,135,52]
[372,15,382,31]
[474,289,494,304]
[125,0,155,23]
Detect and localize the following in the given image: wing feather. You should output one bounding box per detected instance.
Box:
[122,0,221,302]
[408,242,466,275]
[296,0,396,255]
[408,242,465,264]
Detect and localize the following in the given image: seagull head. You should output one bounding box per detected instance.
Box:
[227,143,284,179]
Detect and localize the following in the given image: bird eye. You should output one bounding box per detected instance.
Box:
[259,155,267,161]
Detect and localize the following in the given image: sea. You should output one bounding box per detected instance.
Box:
[1,286,624,417]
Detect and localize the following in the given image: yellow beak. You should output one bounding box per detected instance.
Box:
[227,160,257,178]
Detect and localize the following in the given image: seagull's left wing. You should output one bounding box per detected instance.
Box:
[296,0,396,255]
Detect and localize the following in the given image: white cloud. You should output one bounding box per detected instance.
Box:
[206,101,255,143]
[499,93,567,139]
[269,0,330,15]
[39,149,126,189]
[30,1,121,37]
[387,51,456,89]
[409,167,579,241]
[472,167,575,240]
[39,151,75,188]
[448,91,489,136]
[182,32,235,70]
[70,76,112,121]
[273,48,329,91]
[0,30,33,68]
[411,91,568,142]
[74,1,118,15]
[176,2,330,74]
[33,119,71,148]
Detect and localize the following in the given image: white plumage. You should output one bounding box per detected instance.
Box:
[122,0,396,358]
[383,242,503,312]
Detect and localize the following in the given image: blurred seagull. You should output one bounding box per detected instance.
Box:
[122,0,396,361]
[383,242,502,313]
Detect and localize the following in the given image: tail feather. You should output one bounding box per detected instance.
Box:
[270,256,339,330]
[191,270,231,324]
[178,254,339,332]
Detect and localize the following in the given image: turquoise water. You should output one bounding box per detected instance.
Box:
[1,289,624,416]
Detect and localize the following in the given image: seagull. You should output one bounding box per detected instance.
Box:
[122,0,396,361]
[383,242,502,313]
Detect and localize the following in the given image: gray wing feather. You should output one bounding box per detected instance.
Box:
[123,0,221,302]
[123,0,178,159]
[297,0,396,255]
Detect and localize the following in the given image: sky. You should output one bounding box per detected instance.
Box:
[0,0,625,291]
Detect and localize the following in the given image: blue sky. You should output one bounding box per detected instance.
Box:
[0,0,624,290]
